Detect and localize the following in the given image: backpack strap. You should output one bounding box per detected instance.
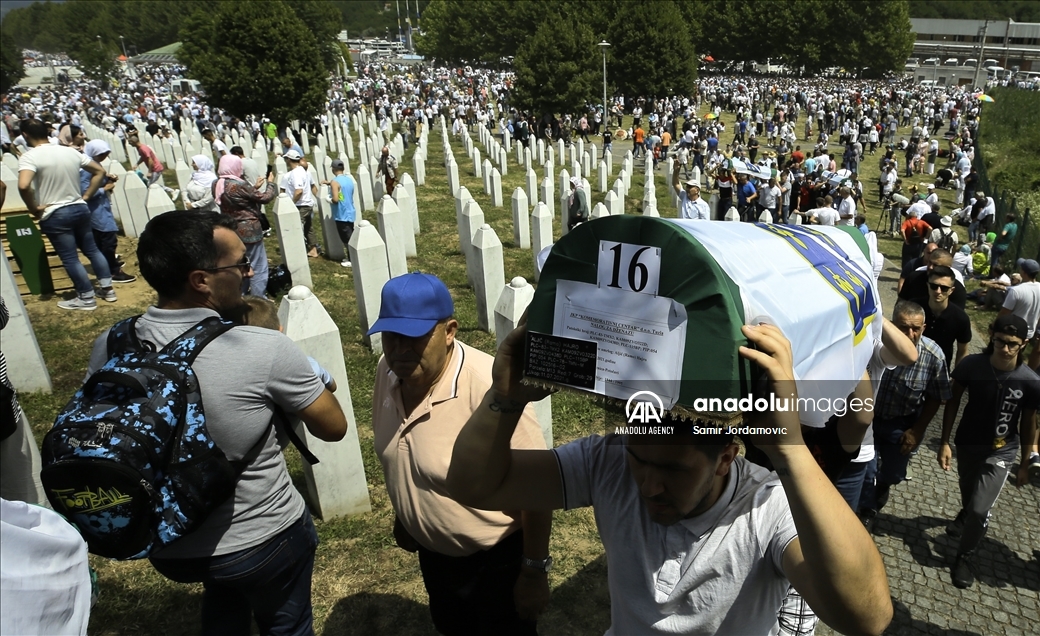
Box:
[160,317,236,364]
[272,406,320,465]
[106,315,146,357]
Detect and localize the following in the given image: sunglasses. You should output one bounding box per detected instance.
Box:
[203,256,251,274]
[928,282,952,293]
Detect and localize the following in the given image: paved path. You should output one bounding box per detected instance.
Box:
[818,256,1040,635]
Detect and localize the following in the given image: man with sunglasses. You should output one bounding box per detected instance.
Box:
[914,265,972,369]
[84,211,347,634]
[939,314,1040,589]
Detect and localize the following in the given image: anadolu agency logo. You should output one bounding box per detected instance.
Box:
[618,390,675,434]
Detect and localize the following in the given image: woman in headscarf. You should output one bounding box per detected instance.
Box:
[81,139,136,283]
[567,176,589,231]
[58,124,86,151]
[213,154,276,297]
[181,154,218,212]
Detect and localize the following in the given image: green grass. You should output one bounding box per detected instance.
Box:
[12,103,1013,634]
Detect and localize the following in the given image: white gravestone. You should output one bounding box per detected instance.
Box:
[511,187,530,249]
[399,173,419,235]
[540,177,554,220]
[525,168,538,207]
[530,202,553,283]
[483,159,494,195]
[347,220,391,354]
[376,195,408,278]
[472,224,505,333]
[0,249,52,392]
[447,159,460,197]
[460,199,485,286]
[598,161,608,193]
[357,164,375,212]
[318,184,345,261]
[391,184,418,256]
[413,151,426,186]
[122,169,150,236]
[146,184,176,219]
[278,286,371,518]
[490,169,503,207]
[591,202,610,219]
[274,193,314,289]
[605,190,623,216]
[473,148,482,179]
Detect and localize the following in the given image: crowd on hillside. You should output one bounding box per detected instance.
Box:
[2,57,1039,636]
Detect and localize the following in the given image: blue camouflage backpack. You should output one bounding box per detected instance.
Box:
[41,316,241,560]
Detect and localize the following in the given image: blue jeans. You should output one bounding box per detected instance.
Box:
[39,202,111,296]
[150,511,318,636]
[834,460,869,511]
[860,416,916,511]
[243,240,269,297]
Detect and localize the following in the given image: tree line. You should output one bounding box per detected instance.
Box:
[416,0,916,119]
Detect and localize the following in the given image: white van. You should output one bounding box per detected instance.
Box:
[944,58,959,67]
[919,79,937,88]
[983,58,999,68]
[963,58,978,68]
[924,57,940,66]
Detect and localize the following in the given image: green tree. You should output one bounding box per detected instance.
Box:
[0,38,25,93]
[416,0,546,68]
[177,0,329,126]
[289,0,344,72]
[828,0,915,73]
[69,36,117,84]
[606,0,697,99]
[512,18,598,118]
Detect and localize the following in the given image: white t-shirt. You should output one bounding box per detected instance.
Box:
[1002,281,1040,339]
[283,166,315,207]
[211,139,229,157]
[554,436,797,635]
[17,144,93,220]
[811,206,839,226]
[837,196,856,226]
[758,185,781,210]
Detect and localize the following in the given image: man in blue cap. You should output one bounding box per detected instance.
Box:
[368,272,552,635]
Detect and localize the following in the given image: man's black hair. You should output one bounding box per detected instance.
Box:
[138,211,239,300]
[19,118,49,140]
[230,146,245,156]
[928,264,956,282]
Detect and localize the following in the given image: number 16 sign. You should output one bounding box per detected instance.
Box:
[597,241,662,295]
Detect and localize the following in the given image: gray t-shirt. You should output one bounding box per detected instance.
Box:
[87,306,325,557]
[554,435,798,635]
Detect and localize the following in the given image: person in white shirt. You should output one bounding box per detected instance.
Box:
[282,149,319,258]
[202,128,228,159]
[1000,259,1040,340]
[809,197,839,226]
[757,177,781,221]
[673,160,710,220]
[445,323,893,636]
[837,187,856,226]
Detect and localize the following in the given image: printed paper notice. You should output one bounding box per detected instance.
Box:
[553,279,687,408]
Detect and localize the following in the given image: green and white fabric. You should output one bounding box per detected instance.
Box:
[527,216,882,425]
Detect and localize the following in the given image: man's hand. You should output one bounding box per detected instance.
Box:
[513,569,550,621]
[393,516,419,553]
[737,323,804,451]
[491,317,555,407]
[899,427,923,455]
[938,443,953,470]
[1015,464,1031,487]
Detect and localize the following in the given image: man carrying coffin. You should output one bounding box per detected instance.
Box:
[446,322,892,636]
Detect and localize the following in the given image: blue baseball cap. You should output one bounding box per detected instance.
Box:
[368,272,454,337]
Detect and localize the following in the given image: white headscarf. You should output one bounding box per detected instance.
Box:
[83,139,111,161]
[190,154,217,189]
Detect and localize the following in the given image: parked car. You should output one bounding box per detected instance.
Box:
[963,58,978,68]
[944,58,959,67]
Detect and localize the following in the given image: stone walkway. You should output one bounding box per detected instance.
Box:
[817,256,1040,635]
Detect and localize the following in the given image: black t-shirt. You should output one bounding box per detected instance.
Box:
[951,354,1040,451]
[922,212,942,231]
[899,270,966,308]
[912,299,972,366]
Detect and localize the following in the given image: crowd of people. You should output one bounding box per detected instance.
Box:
[2,57,1039,636]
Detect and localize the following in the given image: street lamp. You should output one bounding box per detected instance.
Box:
[598,41,610,130]
[118,35,127,59]
[96,35,103,52]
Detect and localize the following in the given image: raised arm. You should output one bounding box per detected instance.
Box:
[446,324,564,512]
[739,324,892,636]
[879,317,918,366]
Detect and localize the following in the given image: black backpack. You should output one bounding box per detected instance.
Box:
[41,316,245,560]
[936,228,955,252]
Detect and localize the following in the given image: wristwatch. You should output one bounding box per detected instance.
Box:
[521,555,553,573]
